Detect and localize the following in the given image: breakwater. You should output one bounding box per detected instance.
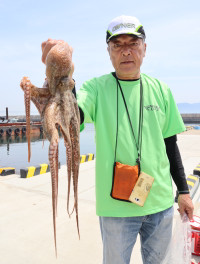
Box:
[0,122,42,137]
[181,114,200,124]
[0,115,42,136]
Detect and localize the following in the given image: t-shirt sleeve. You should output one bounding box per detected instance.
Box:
[162,86,186,138]
[77,78,97,131]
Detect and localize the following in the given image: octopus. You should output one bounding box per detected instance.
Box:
[20,42,80,255]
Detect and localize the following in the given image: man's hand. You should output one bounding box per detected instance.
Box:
[178,193,194,220]
[41,38,65,64]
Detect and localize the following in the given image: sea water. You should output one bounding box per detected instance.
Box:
[1,123,199,174]
[0,123,96,173]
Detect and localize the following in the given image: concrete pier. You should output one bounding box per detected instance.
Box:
[0,132,200,263]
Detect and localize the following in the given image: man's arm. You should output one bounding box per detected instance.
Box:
[164,135,194,220]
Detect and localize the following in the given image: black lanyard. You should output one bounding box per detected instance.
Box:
[114,75,144,169]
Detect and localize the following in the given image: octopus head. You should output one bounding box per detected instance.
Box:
[46,42,74,95]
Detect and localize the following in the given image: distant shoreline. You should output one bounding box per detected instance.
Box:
[1,113,200,120]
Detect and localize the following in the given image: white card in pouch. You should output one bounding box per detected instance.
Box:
[129,171,154,206]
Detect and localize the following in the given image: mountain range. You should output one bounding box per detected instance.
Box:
[177,103,200,113]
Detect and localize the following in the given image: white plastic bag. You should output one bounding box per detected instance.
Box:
[161,214,192,264]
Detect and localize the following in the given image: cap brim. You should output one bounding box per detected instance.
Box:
[107,31,144,43]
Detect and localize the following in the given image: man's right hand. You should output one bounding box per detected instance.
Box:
[41,38,65,64]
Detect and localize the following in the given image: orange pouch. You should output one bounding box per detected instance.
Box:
[111,162,139,202]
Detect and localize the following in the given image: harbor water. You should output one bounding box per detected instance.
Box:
[0,123,96,173]
[1,123,200,174]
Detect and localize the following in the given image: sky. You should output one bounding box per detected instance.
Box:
[0,0,200,115]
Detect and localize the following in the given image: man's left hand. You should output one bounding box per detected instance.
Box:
[178,193,194,220]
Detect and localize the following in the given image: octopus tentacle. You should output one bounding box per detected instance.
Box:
[20,77,51,162]
[69,119,80,239]
[61,128,73,216]
[48,142,59,256]
[23,77,31,162]
[55,144,59,212]
[65,141,73,216]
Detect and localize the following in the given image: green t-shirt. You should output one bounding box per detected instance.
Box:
[77,73,185,217]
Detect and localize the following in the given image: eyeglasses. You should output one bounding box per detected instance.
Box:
[109,40,141,52]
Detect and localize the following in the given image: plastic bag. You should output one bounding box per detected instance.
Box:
[161,214,192,264]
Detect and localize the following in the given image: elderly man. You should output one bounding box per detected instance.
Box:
[42,15,193,264]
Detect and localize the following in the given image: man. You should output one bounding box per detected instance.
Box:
[42,15,194,264]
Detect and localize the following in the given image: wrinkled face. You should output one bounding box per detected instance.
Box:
[107,34,146,80]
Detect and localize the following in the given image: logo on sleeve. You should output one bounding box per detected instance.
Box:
[144,105,160,111]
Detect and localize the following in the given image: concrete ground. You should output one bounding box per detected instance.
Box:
[0,132,200,264]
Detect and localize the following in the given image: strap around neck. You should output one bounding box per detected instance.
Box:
[114,75,144,167]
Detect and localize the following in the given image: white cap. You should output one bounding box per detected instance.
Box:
[106,15,145,43]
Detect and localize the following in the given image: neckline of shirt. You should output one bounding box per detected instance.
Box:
[112,72,140,82]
